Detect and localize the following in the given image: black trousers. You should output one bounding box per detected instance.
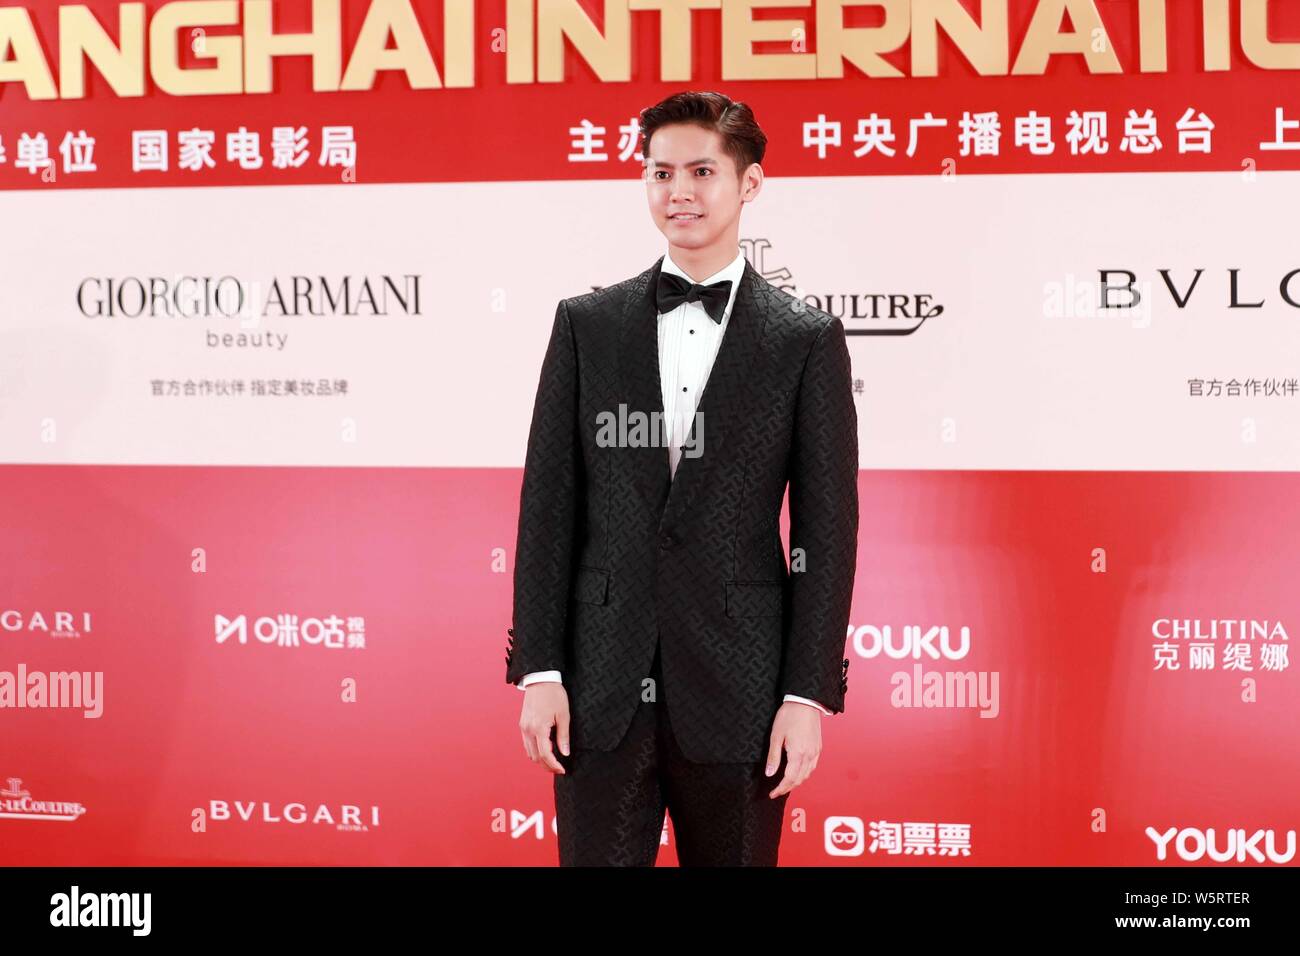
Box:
[553,635,791,866]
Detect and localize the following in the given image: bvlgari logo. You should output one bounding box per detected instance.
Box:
[1099,268,1300,310]
[208,800,380,831]
[743,239,944,335]
[1,609,91,639]
[0,776,88,822]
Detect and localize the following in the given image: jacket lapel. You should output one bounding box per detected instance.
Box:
[617,256,672,512]
[617,255,770,523]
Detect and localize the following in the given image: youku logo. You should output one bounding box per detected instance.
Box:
[0,776,87,822]
[849,624,1000,718]
[1147,826,1296,864]
[851,624,971,660]
[742,239,944,336]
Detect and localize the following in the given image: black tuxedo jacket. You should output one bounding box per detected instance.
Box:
[506,254,859,763]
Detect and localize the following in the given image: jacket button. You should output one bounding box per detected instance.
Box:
[659,531,676,549]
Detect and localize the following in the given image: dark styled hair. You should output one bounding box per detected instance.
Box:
[638,91,767,179]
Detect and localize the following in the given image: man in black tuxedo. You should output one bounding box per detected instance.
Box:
[506,92,858,866]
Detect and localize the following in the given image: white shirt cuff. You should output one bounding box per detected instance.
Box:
[517,670,562,690]
[519,675,830,716]
[784,694,833,716]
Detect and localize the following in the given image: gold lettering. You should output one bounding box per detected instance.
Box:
[1136,0,1166,73]
[505,0,533,83]
[244,0,341,94]
[537,0,630,83]
[630,0,720,82]
[1241,0,1300,69]
[59,3,145,98]
[1012,0,1121,75]
[150,0,242,95]
[443,0,474,88]
[1202,0,1230,71]
[911,0,1008,77]
[341,0,441,90]
[725,0,814,80]
[0,7,57,99]
[9,0,1300,99]
[818,0,908,79]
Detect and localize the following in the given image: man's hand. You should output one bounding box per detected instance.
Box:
[519,683,570,774]
[765,701,823,798]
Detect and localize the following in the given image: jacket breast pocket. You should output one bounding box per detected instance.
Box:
[570,565,611,606]
[725,580,784,617]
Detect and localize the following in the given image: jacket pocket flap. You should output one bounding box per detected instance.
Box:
[571,566,610,606]
[725,580,784,617]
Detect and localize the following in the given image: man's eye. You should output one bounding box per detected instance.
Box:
[697,168,711,176]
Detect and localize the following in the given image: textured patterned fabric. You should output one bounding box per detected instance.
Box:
[554,639,789,866]
[508,254,858,764]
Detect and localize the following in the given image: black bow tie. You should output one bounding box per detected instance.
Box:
[656,271,732,324]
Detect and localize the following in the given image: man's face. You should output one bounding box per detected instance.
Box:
[644,124,750,252]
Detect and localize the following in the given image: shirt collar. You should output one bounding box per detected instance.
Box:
[659,247,746,322]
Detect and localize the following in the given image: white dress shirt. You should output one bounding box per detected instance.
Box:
[517,248,832,717]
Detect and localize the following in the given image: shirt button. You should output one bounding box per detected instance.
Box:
[681,386,687,392]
